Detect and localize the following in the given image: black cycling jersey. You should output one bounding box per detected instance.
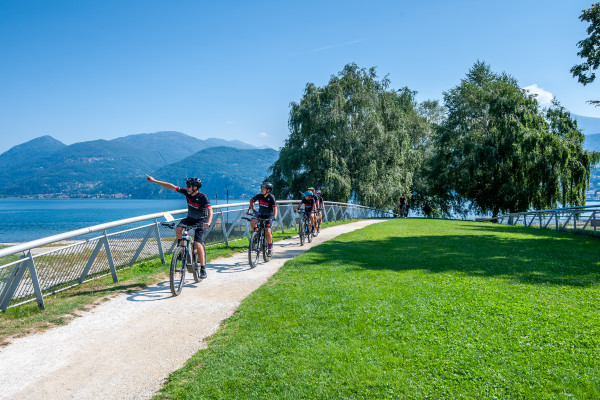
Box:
[176,187,211,220]
[251,193,277,216]
[300,197,316,212]
[315,194,324,208]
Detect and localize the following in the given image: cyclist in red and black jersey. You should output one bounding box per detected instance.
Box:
[146,175,213,279]
[295,191,318,231]
[247,182,278,256]
[315,189,324,226]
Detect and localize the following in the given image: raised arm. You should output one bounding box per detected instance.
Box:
[146,175,177,191]
[247,197,255,214]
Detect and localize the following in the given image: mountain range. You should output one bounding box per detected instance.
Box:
[0,132,278,199]
[2,113,600,199]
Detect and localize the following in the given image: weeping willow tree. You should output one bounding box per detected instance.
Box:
[431,61,599,218]
[268,63,423,210]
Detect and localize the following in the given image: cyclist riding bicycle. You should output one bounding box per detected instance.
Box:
[247,182,278,256]
[295,190,318,232]
[146,174,212,279]
[315,189,324,226]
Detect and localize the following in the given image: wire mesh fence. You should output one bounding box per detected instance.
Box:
[490,206,600,236]
[0,201,391,310]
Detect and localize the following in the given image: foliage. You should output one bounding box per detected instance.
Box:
[571,2,600,105]
[268,63,417,210]
[155,219,600,399]
[431,61,599,217]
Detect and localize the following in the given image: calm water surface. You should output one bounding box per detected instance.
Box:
[0,198,243,243]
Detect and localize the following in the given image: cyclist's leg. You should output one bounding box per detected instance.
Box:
[177,217,194,245]
[265,227,273,244]
[194,228,207,278]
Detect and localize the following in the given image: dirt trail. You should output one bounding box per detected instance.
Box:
[0,220,384,400]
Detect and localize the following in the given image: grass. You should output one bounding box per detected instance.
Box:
[0,219,356,345]
[153,219,600,400]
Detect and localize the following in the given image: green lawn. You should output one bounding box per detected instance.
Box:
[155,219,600,400]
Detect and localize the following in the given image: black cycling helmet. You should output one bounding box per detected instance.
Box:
[186,177,202,189]
[261,181,273,191]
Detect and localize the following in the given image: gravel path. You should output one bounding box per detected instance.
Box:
[0,220,384,400]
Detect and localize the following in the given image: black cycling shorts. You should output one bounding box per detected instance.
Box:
[253,213,273,228]
[178,217,206,243]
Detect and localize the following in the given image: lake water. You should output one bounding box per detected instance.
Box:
[0,198,245,243]
[2,198,599,244]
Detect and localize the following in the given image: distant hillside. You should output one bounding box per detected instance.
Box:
[0,135,66,169]
[118,146,279,199]
[574,114,600,135]
[113,131,265,165]
[584,133,600,153]
[0,139,166,196]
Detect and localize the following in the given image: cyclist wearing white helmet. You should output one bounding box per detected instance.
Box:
[247,182,278,256]
[146,174,212,279]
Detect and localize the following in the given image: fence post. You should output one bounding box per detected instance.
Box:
[27,251,45,310]
[130,225,156,266]
[103,231,118,283]
[154,219,165,264]
[0,257,28,311]
[79,239,105,284]
[221,212,229,247]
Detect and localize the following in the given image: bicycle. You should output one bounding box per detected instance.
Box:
[243,216,273,268]
[314,208,323,236]
[161,221,206,296]
[296,210,313,246]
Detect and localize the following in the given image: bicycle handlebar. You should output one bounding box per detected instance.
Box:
[161,221,204,230]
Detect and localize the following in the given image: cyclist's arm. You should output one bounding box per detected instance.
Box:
[247,199,255,214]
[146,175,177,191]
[272,205,278,219]
[204,207,213,228]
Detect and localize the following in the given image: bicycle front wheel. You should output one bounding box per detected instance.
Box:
[170,246,186,296]
[248,231,260,268]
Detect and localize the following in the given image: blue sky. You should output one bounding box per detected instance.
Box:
[1,0,598,154]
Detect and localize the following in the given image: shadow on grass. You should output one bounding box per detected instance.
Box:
[308,223,600,287]
[66,282,149,298]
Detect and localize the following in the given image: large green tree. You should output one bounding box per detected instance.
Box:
[571,2,600,105]
[432,61,598,218]
[268,64,419,210]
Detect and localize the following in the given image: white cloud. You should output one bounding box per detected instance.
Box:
[226,121,234,125]
[523,84,554,105]
[258,132,268,137]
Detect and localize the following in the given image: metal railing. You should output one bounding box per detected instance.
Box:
[0,201,391,310]
[485,205,600,236]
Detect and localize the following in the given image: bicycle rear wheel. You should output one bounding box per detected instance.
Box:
[170,246,186,296]
[248,231,260,268]
[299,220,305,246]
[262,233,271,262]
[192,244,207,282]
[306,221,313,243]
